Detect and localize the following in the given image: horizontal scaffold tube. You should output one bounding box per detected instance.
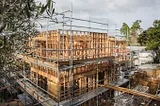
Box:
[64,16,108,26]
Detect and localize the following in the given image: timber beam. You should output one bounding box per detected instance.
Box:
[105,84,160,101]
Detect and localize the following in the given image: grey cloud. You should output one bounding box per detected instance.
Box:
[54,0,160,13]
[37,0,160,30]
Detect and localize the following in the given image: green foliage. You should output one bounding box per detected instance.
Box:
[131,20,142,45]
[120,23,130,38]
[120,20,142,45]
[153,20,160,27]
[0,0,55,33]
[0,39,4,48]
[120,23,130,45]
[137,30,148,46]
[0,0,55,76]
[138,20,160,63]
[131,20,143,33]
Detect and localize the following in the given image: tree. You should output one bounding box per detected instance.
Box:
[138,20,160,63]
[131,20,143,45]
[153,20,160,27]
[0,0,55,77]
[120,23,130,45]
[120,20,143,46]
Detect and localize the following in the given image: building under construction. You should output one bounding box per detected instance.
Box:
[16,12,160,105]
[16,11,131,106]
[17,28,128,105]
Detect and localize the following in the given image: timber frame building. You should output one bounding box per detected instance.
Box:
[17,29,129,106]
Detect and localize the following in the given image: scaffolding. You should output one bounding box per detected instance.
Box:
[16,8,129,106]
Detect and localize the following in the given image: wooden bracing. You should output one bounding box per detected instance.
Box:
[105,84,160,101]
[23,29,128,103]
[27,30,127,62]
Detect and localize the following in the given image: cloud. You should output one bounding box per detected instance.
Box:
[54,0,160,13]
[37,0,160,30]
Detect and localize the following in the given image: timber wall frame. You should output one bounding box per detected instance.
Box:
[27,29,127,62]
[18,11,129,105]
[23,29,128,103]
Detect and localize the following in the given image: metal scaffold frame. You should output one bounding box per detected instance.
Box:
[16,5,129,106]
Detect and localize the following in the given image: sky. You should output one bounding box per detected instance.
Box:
[38,0,160,30]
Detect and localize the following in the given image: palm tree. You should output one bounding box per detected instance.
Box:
[120,23,130,45]
[131,20,143,45]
